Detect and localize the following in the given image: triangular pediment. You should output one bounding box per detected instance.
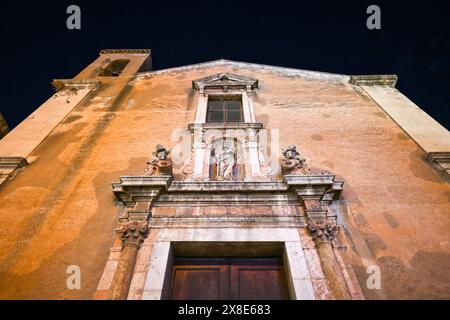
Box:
[137,59,352,84]
[192,72,258,91]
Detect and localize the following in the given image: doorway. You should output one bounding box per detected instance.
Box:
[169,257,290,300]
[140,231,316,300]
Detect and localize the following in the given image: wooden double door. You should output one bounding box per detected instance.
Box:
[169,257,290,300]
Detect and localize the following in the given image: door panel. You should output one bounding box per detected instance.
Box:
[169,264,229,300]
[169,257,290,300]
[230,265,289,300]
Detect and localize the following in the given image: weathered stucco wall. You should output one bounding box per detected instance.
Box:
[0,60,448,299]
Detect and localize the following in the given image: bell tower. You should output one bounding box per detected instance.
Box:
[74,49,152,80]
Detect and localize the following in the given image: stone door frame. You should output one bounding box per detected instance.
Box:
[139,227,316,300]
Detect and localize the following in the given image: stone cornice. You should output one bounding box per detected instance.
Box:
[52,79,101,90]
[283,174,344,199]
[100,49,150,55]
[427,152,450,162]
[0,157,28,168]
[349,75,398,87]
[168,180,288,192]
[136,59,350,84]
[427,152,450,178]
[188,122,264,131]
[283,174,344,219]
[156,193,298,206]
[112,174,343,207]
[148,216,306,228]
[112,175,172,206]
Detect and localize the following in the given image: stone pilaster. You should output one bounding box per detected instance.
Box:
[307,219,351,300]
[101,174,172,300]
[108,221,149,300]
[246,128,262,177]
[283,173,350,299]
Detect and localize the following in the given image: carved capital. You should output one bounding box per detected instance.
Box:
[118,221,148,249]
[307,219,340,246]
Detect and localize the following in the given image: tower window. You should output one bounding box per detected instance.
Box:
[100,59,131,76]
[207,95,243,123]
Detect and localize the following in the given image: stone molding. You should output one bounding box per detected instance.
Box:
[0,157,28,169]
[100,49,150,55]
[188,122,263,131]
[148,216,306,228]
[427,152,450,178]
[52,79,101,90]
[169,180,288,191]
[107,172,348,300]
[112,174,344,212]
[0,157,28,185]
[283,174,344,223]
[192,72,258,92]
[112,175,172,206]
[139,228,316,300]
[349,75,397,87]
[136,59,350,84]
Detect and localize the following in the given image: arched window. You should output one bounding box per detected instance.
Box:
[209,138,244,181]
[100,59,131,76]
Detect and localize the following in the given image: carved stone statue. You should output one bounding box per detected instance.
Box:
[280,144,310,175]
[144,144,173,176]
[153,144,170,160]
[217,147,236,181]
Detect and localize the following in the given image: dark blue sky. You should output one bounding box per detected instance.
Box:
[1,0,449,129]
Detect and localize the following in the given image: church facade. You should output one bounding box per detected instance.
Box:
[0,49,449,299]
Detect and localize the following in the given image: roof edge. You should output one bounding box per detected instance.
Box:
[136,59,351,83]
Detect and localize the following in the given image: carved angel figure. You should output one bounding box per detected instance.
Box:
[281,144,310,175]
[144,144,173,176]
[217,147,236,181]
[153,144,170,160]
[282,144,305,163]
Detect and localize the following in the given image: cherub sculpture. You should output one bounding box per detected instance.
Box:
[153,144,170,161]
[144,144,173,176]
[280,144,310,175]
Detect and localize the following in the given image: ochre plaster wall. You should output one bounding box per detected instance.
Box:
[0,62,448,299]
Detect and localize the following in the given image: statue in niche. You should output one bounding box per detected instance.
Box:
[216,147,236,181]
[211,139,242,181]
[145,144,173,176]
[281,144,311,175]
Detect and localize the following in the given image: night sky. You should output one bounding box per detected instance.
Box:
[1,0,449,129]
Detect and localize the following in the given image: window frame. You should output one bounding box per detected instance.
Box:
[206,95,243,123]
